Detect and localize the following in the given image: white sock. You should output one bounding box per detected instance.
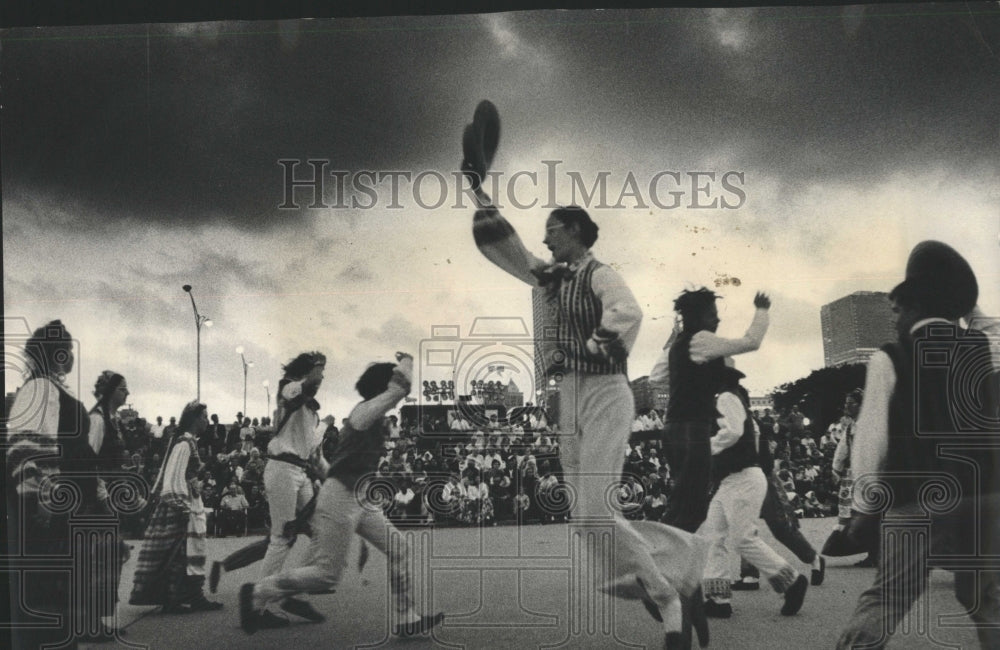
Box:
[662,598,683,634]
[812,555,823,569]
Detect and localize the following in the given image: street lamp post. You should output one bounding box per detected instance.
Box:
[235,346,254,417]
[262,380,271,421]
[182,285,212,401]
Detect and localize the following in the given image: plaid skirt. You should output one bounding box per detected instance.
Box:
[129,500,200,607]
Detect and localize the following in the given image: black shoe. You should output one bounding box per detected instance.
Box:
[664,631,684,650]
[189,595,224,612]
[239,584,258,634]
[209,561,222,594]
[392,612,445,637]
[257,610,291,629]
[811,556,826,586]
[731,579,760,591]
[854,555,877,568]
[636,577,662,622]
[703,599,732,619]
[689,586,709,648]
[781,575,808,616]
[281,597,325,623]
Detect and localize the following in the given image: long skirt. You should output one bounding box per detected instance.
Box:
[129,501,203,607]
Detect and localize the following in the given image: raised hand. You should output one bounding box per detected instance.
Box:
[753,292,771,309]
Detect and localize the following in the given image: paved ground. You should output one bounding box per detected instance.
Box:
[97,518,985,649]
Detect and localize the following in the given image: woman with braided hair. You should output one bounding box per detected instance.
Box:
[86,370,135,640]
[130,400,222,613]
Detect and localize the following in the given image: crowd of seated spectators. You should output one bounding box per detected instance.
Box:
[111,401,843,538]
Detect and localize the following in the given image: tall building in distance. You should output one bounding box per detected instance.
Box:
[820,291,896,367]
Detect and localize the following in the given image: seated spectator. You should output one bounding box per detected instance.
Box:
[218,483,249,536]
[474,472,495,524]
[243,448,265,486]
[486,460,512,521]
[246,483,268,530]
[441,474,466,523]
[618,474,645,520]
[514,486,531,521]
[391,479,417,523]
[536,461,560,522]
[643,483,667,521]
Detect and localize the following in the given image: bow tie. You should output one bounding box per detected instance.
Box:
[532,263,573,287]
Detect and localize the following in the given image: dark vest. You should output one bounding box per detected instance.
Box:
[666,332,726,421]
[327,417,390,491]
[539,258,627,377]
[92,406,127,476]
[712,391,759,480]
[882,324,997,535]
[55,383,101,511]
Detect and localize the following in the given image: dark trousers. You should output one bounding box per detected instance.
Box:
[662,420,713,533]
[836,502,1000,649]
[742,520,816,579]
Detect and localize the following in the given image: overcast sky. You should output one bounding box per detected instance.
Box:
[4,4,999,422]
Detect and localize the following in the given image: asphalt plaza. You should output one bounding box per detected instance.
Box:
[102,517,985,649]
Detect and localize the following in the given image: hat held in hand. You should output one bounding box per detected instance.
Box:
[891,241,978,320]
[461,100,500,189]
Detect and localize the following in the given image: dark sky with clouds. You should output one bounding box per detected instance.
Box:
[4,5,997,231]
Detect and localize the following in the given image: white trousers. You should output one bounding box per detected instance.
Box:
[557,371,682,611]
[698,467,796,598]
[260,460,314,579]
[254,477,413,616]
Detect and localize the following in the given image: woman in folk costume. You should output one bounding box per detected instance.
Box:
[130,400,222,613]
[6,320,126,646]
[463,101,707,650]
[86,371,138,639]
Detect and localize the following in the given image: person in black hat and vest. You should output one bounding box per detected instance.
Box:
[697,360,808,619]
[649,288,771,535]
[837,241,1000,649]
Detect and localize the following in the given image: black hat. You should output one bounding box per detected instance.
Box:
[890,241,978,320]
